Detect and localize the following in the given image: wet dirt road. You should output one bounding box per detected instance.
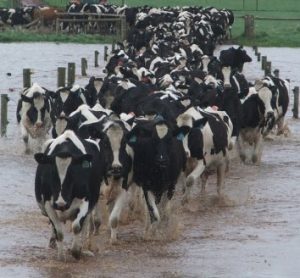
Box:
[0,43,300,277]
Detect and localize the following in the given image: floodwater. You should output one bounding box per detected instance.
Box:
[0,43,300,277]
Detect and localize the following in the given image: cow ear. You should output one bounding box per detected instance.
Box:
[21,94,32,103]
[34,153,53,164]
[193,118,208,129]
[173,126,190,140]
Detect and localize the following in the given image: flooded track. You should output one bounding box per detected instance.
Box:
[0,43,300,277]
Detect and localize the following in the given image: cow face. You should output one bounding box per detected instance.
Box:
[255,81,275,135]
[21,84,50,128]
[101,120,132,181]
[35,132,92,211]
[222,66,232,88]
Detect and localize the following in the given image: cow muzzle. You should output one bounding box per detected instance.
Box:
[35,122,43,128]
[155,155,169,169]
[54,200,68,211]
[107,164,123,179]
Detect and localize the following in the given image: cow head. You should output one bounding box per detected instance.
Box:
[127,118,173,170]
[34,130,92,211]
[100,120,132,182]
[255,80,275,136]
[21,83,50,128]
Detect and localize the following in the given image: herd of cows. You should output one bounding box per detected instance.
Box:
[15,5,290,261]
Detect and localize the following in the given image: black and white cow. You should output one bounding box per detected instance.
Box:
[175,106,233,203]
[51,85,87,138]
[34,130,105,260]
[127,117,186,235]
[76,116,134,243]
[17,83,53,153]
[237,77,289,164]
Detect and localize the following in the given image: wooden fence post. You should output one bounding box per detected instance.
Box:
[253,45,258,55]
[293,86,299,119]
[67,63,76,86]
[1,94,9,137]
[57,67,66,87]
[244,15,255,38]
[265,61,272,76]
[94,50,99,67]
[81,58,87,76]
[257,53,261,61]
[273,69,279,78]
[23,68,31,88]
[120,15,127,41]
[261,56,267,70]
[104,46,108,61]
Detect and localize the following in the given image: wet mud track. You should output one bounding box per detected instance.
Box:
[0,44,300,277]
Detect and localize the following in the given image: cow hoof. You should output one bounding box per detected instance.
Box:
[72,223,81,235]
[181,196,189,205]
[57,251,66,262]
[251,154,258,164]
[240,154,246,163]
[49,238,57,249]
[186,176,194,188]
[71,248,81,260]
[110,237,118,245]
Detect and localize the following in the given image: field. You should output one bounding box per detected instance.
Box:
[0,0,300,46]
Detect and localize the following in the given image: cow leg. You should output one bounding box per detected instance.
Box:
[252,133,263,165]
[217,162,226,196]
[92,199,101,235]
[237,136,247,163]
[182,160,205,204]
[200,171,209,194]
[276,117,285,135]
[21,124,30,154]
[73,213,94,259]
[143,190,160,224]
[71,198,89,259]
[44,201,64,261]
[49,225,57,249]
[109,189,128,244]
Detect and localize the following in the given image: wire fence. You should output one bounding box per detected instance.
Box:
[1,0,300,11]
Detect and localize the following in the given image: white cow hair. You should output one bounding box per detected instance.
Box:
[69,104,98,123]
[85,138,100,151]
[91,103,113,115]
[23,83,45,97]
[48,130,86,155]
[118,79,136,90]
[155,124,168,139]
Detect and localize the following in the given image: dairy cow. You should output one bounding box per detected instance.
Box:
[34,130,105,260]
[175,107,233,203]
[17,83,53,153]
[127,117,186,234]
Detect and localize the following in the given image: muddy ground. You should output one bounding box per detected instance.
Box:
[0,44,299,277]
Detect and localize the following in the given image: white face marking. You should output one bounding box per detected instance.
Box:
[232,75,240,94]
[201,55,210,73]
[55,118,68,136]
[222,66,231,87]
[257,87,273,115]
[60,91,69,103]
[55,157,72,186]
[155,124,168,139]
[107,124,124,167]
[33,96,45,125]
[94,80,103,93]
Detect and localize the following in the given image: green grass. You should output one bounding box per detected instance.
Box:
[0,29,116,43]
[2,0,300,46]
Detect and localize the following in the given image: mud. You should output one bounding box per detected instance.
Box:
[0,43,300,277]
